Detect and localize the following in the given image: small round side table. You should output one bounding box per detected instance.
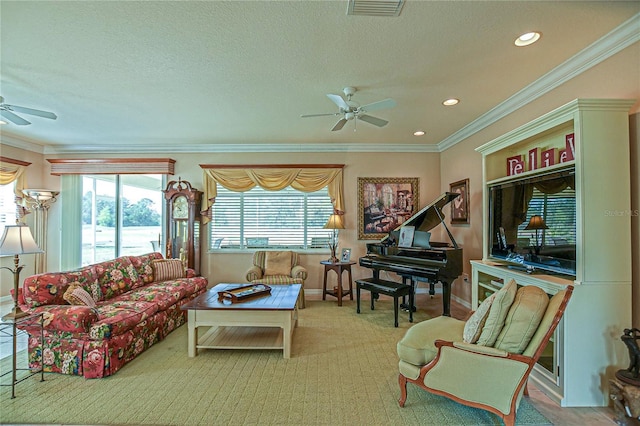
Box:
[321,260,356,306]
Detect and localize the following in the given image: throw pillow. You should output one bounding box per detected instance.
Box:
[63,282,97,307]
[476,278,518,347]
[152,259,186,282]
[494,285,549,354]
[264,251,292,276]
[463,292,496,343]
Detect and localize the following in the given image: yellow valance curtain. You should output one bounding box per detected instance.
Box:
[201,165,344,224]
[0,156,30,198]
[0,157,31,221]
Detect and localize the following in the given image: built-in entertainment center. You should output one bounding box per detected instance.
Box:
[474,99,634,407]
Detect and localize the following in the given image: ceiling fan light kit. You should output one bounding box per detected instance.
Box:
[0,96,57,126]
[302,86,396,132]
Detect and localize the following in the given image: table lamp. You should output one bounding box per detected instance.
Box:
[524,215,548,255]
[0,224,43,321]
[323,214,345,263]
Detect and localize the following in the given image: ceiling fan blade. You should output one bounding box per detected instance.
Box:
[359,114,389,127]
[331,118,348,131]
[301,113,339,118]
[326,94,350,111]
[359,98,396,113]
[6,105,57,120]
[0,109,31,125]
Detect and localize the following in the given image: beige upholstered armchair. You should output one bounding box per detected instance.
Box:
[245,251,307,308]
[396,279,573,426]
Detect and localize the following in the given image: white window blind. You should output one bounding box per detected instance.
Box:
[517,187,576,245]
[0,183,17,234]
[210,185,334,250]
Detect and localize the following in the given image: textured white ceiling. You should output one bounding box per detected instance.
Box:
[1,1,639,154]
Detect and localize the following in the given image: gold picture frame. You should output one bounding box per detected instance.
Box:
[450,178,469,224]
[358,177,419,240]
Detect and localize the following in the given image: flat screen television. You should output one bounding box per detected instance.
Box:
[488,167,576,276]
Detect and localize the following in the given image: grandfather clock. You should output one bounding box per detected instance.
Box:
[163,178,202,275]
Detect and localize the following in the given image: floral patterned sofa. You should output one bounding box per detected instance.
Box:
[17,252,208,378]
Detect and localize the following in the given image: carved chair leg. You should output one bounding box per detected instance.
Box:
[523,383,529,396]
[398,374,408,407]
[503,412,516,426]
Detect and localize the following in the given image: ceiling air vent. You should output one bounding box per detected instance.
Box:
[347,0,405,17]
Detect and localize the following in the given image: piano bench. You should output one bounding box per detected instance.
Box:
[355,278,414,327]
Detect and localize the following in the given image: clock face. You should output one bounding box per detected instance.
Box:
[173,196,189,219]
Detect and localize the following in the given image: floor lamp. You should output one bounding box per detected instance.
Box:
[323,214,345,263]
[0,224,43,320]
[22,189,59,275]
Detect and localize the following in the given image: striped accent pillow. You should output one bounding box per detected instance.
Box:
[63,282,97,307]
[152,259,186,282]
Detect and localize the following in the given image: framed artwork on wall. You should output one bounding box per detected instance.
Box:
[357,177,419,240]
[450,178,469,224]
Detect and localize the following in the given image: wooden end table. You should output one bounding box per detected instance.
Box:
[181,283,300,358]
[321,260,355,306]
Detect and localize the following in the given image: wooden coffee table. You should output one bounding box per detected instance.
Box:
[181,283,301,358]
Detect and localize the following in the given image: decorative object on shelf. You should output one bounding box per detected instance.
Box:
[524,215,548,255]
[341,248,351,263]
[163,178,202,275]
[449,178,469,224]
[22,189,59,274]
[0,224,43,320]
[618,328,640,386]
[358,177,419,240]
[323,213,344,263]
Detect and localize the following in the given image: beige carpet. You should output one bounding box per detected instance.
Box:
[1,299,550,425]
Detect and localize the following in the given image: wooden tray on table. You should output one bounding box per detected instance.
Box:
[217,284,271,303]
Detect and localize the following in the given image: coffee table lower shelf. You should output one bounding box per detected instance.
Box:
[198,326,284,351]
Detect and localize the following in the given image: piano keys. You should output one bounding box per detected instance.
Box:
[359,192,463,316]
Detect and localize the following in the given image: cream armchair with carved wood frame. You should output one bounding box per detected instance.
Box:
[245,250,307,308]
[396,279,572,426]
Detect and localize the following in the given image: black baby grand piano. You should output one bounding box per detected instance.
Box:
[359,192,463,316]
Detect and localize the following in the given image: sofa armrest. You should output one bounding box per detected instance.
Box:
[291,265,307,280]
[37,305,99,333]
[185,268,197,278]
[246,266,263,282]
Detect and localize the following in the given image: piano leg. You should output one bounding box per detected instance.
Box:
[442,280,451,317]
[400,276,417,312]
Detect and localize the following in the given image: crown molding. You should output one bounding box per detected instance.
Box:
[42,142,439,154]
[437,12,640,152]
[0,133,47,154]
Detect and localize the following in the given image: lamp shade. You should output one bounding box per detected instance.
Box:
[0,225,44,256]
[323,214,345,230]
[524,215,548,230]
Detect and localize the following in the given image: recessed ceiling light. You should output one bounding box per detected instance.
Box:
[0,120,7,125]
[442,98,459,106]
[515,31,541,47]
[414,130,425,136]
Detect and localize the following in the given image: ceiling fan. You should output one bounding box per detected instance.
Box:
[0,96,57,125]
[301,86,396,131]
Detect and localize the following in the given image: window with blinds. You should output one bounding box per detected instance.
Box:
[210,185,334,250]
[517,187,576,246]
[0,183,17,234]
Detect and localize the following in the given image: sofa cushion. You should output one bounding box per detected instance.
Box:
[90,300,159,339]
[264,251,292,276]
[23,266,100,308]
[152,259,185,282]
[463,292,496,343]
[397,316,466,366]
[63,282,97,307]
[494,285,549,354]
[95,256,141,300]
[476,279,517,347]
[129,252,163,287]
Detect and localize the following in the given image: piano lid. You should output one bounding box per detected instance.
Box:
[382,192,460,247]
